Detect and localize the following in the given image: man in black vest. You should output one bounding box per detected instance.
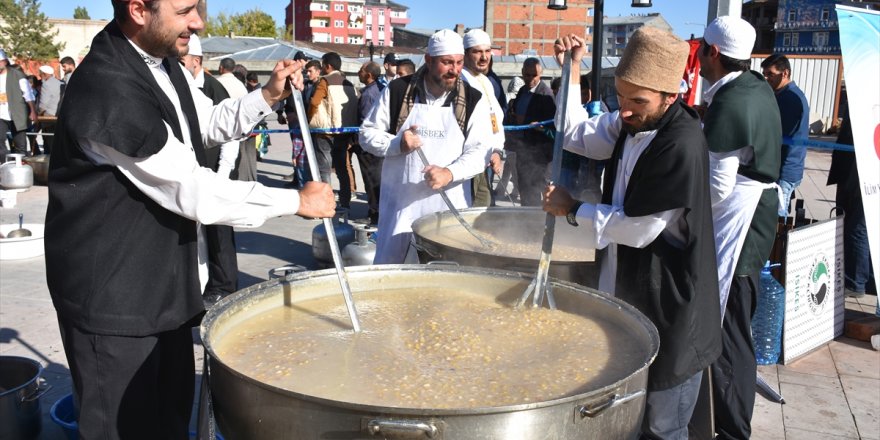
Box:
[180,33,239,307]
[547,28,721,439]
[0,49,38,160]
[45,1,335,438]
[359,29,494,264]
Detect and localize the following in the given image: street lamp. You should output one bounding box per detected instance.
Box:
[548,0,567,10]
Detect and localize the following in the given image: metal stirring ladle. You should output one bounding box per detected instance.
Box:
[290,83,362,333]
[515,51,573,310]
[413,147,496,250]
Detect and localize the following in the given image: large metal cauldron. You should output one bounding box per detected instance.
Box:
[201,265,659,439]
[412,207,598,287]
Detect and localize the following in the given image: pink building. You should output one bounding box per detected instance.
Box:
[286,0,410,47]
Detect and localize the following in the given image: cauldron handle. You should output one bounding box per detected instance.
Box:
[21,378,51,403]
[578,389,645,418]
[366,418,439,438]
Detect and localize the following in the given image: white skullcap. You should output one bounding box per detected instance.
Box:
[463,29,491,49]
[187,34,203,57]
[427,29,464,57]
[39,65,54,75]
[704,16,756,60]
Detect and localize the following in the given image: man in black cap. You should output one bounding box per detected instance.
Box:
[378,52,398,91]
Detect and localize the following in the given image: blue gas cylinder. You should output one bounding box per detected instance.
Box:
[752,262,786,365]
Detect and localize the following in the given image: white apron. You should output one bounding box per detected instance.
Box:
[373,103,469,264]
[713,174,778,318]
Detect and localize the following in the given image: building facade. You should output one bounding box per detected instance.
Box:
[485,0,596,56]
[286,0,409,47]
[773,0,879,54]
[742,0,779,53]
[601,13,673,56]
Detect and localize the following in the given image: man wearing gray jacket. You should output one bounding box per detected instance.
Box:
[37,65,62,154]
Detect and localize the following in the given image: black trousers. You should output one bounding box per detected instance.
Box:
[514,148,550,207]
[331,134,353,208]
[351,142,383,225]
[58,318,195,440]
[204,224,238,297]
[1,118,29,160]
[712,271,759,440]
[41,120,56,155]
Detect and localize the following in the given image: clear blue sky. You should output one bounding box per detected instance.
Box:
[40,0,709,40]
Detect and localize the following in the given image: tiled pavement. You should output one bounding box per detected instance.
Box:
[1,125,877,439]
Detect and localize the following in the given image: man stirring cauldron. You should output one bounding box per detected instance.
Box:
[44,1,335,438]
[358,29,494,264]
[546,28,721,439]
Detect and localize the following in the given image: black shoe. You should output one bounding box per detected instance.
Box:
[203,293,230,309]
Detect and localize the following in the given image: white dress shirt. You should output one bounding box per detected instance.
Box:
[556,84,684,295]
[460,69,506,154]
[79,40,300,292]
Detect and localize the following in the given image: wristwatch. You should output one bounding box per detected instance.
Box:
[566,201,583,227]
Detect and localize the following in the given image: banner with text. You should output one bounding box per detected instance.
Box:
[836,5,880,288]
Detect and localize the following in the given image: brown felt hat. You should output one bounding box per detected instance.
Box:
[615,26,689,94]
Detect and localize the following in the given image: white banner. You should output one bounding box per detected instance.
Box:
[836,5,880,290]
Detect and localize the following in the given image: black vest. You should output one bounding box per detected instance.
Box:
[385,74,481,135]
[46,21,208,336]
[601,101,722,390]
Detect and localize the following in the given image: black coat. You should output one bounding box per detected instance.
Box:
[506,81,555,162]
[602,101,722,390]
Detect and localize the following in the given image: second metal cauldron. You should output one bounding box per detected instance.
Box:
[412,207,598,287]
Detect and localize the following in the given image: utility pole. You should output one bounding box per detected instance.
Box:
[707,0,743,23]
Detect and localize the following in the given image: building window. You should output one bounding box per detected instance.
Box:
[815,32,828,47]
[588,8,594,17]
[787,9,797,22]
[367,24,372,31]
[367,9,372,15]
[783,33,791,46]
[586,26,592,35]
[334,4,344,12]
[379,9,384,17]
[821,8,830,21]
[379,25,385,33]
[791,32,799,46]
[335,19,344,28]
[334,36,343,43]
[379,40,385,46]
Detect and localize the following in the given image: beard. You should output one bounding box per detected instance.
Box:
[427,69,458,93]
[140,14,186,59]
[622,104,669,137]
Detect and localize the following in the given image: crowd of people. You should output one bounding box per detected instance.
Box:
[9,0,871,438]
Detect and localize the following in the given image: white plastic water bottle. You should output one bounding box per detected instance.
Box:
[753,261,785,365]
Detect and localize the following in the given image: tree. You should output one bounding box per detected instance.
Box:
[0,0,65,65]
[205,8,276,38]
[73,6,89,19]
